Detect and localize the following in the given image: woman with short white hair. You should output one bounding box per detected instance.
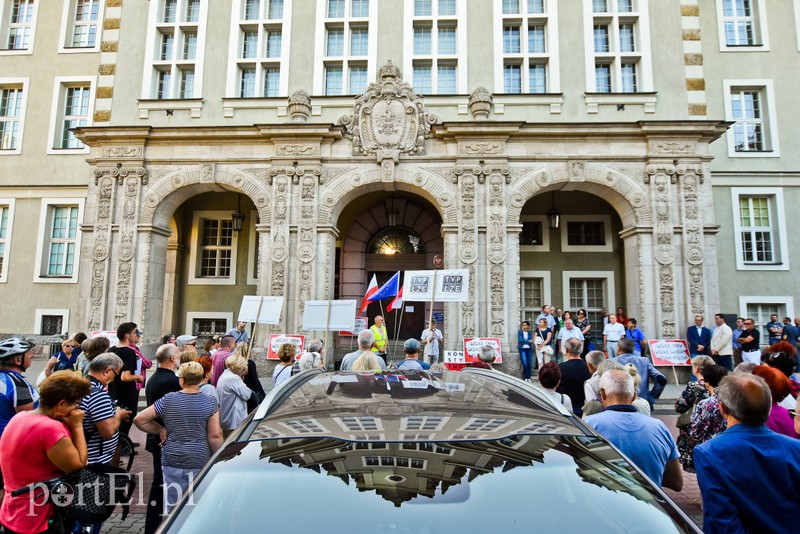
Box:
[217,355,253,437]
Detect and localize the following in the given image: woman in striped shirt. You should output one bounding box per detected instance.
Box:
[134,361,223,513]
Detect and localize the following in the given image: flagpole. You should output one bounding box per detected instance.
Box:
[425,271,437,364]
[395,306,405,366]
[391,307,399,362]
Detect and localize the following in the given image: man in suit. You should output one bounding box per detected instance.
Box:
[610,338,666,410]
[710,313,734,371]
[694,373,800,534]
[686,315,712,357]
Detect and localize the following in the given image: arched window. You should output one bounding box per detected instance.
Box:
[367,227,426,255]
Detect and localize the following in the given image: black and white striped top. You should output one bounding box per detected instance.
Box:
[80,377,118,465]
[155,391,220,469]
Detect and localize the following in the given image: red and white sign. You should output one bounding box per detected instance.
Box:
[648,339,691,366]
[463,337,503,364]
[339,317,369,336]
[267,334,305,360]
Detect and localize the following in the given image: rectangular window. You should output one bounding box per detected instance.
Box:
[324,66,343,95]
[520,278,543,320]
[0,85,23,151]
[145,0,206,100]
[0,202,12,281]
[349,66,367,94]
[192,318,228,337]
[739,196,773,263]
[569,278,605,327]
[415,0,432,16]
[497,0,557,94]
[730,89,763,152]
[439,0,455,16]
[351,28,368,55]
[69,0,99,48]
[326,28,344,56]
[328,0,344,18]
[721,0,760,46]
[199,218,233,278]
[41,315,64,336]
[268,0,283,19]
[351,0,369,17]
[504,63,521,93]
[519,220,542,246]
[240,67,256,97]
[3,0,36,50]
[503,0,519,15]
[438,64,456,94]
[567,221,605,246]
[228,0,289,99]
[586,0,650,94]
[414,27,431,55]
[503,25,520,54]
[413,66,431,93]
[60,86,89,149]
[438,26,455,54]
[47,206,78,277]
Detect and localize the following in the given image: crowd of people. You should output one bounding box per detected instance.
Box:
[1,306,799,533]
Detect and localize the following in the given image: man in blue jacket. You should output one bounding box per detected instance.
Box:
[686,315,712,357]
[694,373,800,534]
[610,338,666,409]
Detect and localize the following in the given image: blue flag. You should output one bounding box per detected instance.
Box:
[367,271,400,302]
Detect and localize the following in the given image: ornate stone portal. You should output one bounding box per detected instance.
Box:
[76,65,727,378]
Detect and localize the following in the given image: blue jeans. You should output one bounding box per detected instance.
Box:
[607,341,619,358]
[162,465,201,514]
[713,354,734,372]
[519,348,533,379]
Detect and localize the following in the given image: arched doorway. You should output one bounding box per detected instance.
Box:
[518,189,625,334]
[338,192,443,340]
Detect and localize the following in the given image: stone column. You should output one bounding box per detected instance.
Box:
[620,228,656,340]
[441,225,460,352]
[292,166,323,335]
[136,225,170,342]
[82,170,116,332]
[645,164,678,339]
[454,166,479,338]
[266,168,293,334]
[505,222,523,377]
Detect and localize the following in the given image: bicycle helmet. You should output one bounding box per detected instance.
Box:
[0,337,34,360]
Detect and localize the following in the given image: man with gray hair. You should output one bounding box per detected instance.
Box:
[584,370,683,492]
[556,338,591,416]
[471,345,497,370]
[341,330,386,371]
[694,373,800,533]
[583,350,608,404]
[297,338,325,373]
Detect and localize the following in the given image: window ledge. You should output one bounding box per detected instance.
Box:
[58,46,101,54]
[492,93,564,114]
[584,92,657,114]
[35,276,78,284]
[720,44,769,52]
[221,97,287,118]
[0,48,33,56]
[46,147,90,156]
[0,149,22,156]
[138,98,204,119]
[187,277,238,286]
[728,149,781,158]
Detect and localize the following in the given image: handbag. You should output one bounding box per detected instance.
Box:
[676,407,694,429]
[62,463,136,524]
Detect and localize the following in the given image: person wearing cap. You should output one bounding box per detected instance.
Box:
[135,361,222,514]
[396,339,429,371]
[176,335,198,363]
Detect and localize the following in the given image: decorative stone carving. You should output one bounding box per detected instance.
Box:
[88,177,115,330]
[654,141,693,155]
[460,142,501,155]
[287,90,311,122]
[339,61,438,156]
[93,165,147,185]
[462,264,476,337]
[468,87,493,120]
[689,265,704,315]
[648,165,677,340]
[276,144,318,156]
[114,176,140,325]
[102,146,142,158]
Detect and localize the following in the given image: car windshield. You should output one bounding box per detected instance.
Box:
[165,435,696,533]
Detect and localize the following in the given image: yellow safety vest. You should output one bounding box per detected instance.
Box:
[371,325,387,352]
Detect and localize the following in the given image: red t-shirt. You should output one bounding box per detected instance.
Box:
[0,411,71,533]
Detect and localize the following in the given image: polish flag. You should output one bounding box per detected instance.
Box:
[387,284,404,312]
[359,275,379,315]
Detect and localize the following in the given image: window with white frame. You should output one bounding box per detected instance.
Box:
[0,80,25,153]
[731,188,788,271]
[45,206,79,277]
[495,0,558,94]
[34,308,70,335]
[60,0,102,51]
[519,270,550,322]
[228,0,292,98]
[585,0,651,93]
[48,78,95,152]
[188,211,239,285]
[563,271,615,329]
[716,0,768,50]
[739,298,794,345]
[405,0,464,95]
[0,200,14,282]
[560,215,613,252]
[143,0,207,99]
[723,81,779,156]
[315,0,375,95]
[1,0,38,52]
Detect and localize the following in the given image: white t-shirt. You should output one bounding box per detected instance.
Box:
[421,328,442,356]
[603,322,625,342]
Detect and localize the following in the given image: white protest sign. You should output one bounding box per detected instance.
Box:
[403,269,470,302]
[648,340,691,366]
[302,300,358,331]
[463,337,503,363]
[444,350,465,364]
[266,334,305,360]
[238,296,284,324]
